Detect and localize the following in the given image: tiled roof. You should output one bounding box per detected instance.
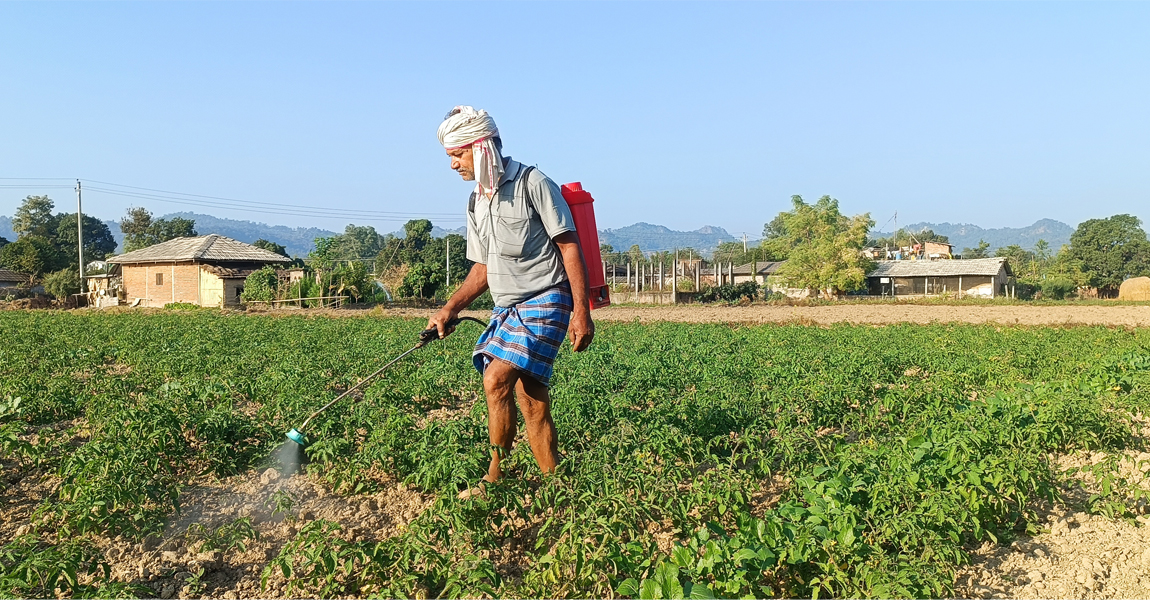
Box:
[0,268,28,283]
[868,257,1011,278]
[107,235,291,265]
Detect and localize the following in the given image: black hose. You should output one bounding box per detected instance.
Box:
[418,316,488,344]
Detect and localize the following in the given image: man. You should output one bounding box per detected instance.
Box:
[428,106,594,491]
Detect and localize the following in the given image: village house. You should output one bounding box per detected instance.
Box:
[107,235,291,307]
[865,257,1013,298]
[0,269,28,291]
[731,261,785,285]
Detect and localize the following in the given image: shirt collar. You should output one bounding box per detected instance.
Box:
[497,156,521,188]
[474,157,520,198]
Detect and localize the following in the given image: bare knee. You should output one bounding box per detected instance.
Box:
[516,379,552,422]
[483,358,519,400]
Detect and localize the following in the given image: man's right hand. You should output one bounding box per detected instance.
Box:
[427,308,460,340]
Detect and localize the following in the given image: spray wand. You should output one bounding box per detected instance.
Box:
[285,316,486,447]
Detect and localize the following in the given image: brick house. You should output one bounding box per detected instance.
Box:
[107,235,291,307]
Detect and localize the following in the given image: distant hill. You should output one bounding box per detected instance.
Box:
[599,222,738,255]
[0,210,1078,259]
[889,219,1074,252]
[159,212,338,258]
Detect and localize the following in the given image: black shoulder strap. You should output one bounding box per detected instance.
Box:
[518,165,536,213]
[467,190,477,214]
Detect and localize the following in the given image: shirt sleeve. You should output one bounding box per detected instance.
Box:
[465,195,487,264]
[525,170,576,239]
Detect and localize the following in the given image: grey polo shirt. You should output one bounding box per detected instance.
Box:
[466,158,576,307]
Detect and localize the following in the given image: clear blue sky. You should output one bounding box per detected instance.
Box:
[2,2,1148,237]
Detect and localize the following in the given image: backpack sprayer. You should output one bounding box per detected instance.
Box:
[285,316,486,448]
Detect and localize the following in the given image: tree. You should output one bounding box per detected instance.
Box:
[1068,214,1150,293]
[994,244,1035,275]
[770,195,874,297]
[152,216,197,242]
[0,236,66,280]
[397,262,444,299]
[962,240,991,259]
[0,236,8,251]
[868,228,950,249]
[253,239,289,257]
[42,268,80,300]
[120,207,197,252]
[12,196,58,239]
[56,213,118,263]
[120,207,155,252]
[762,214,788,241]
[626,244,645,264]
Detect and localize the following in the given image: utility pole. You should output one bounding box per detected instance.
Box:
[445,237,450,288]
[76,180,85,294]
[743,233,747,253]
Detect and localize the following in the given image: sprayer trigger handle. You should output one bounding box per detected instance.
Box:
[418,317,463,343]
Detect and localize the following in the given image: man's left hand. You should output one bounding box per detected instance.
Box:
[568,309,595,352]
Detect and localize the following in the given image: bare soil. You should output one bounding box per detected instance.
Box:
[956,415,1150,599]
[1,463,432,599]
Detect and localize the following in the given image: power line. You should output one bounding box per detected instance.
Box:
[83,179,461,218]
[83,186,464,224]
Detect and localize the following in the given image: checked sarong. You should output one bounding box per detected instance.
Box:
[473,282,573,387]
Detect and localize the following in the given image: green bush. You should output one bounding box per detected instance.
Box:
[42,268,80,300]
[1041,278,1077,300]
[241,266,280,303]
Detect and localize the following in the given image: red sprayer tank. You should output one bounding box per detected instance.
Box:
[560,182,611,309]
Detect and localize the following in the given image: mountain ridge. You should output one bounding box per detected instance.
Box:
[891,219,1074,252]
[0,213,1082,258]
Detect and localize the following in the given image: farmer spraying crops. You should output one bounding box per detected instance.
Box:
[428,106,595,494]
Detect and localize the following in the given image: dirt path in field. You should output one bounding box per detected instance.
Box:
[363,304,1150,328]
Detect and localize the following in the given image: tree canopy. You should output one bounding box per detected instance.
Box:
[1068,214,1150,292]
[253,239,289,257]
[961,240,991,259]
[56,213,117,261]
[0,236,67,280]
[868,228,950,249]
[12,196,58,239]
[120,207,198,252]
[768,195,874,296]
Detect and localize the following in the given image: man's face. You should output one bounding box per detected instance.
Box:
[447,146,475,181]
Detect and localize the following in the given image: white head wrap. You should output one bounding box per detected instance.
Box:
[438,106,504,198]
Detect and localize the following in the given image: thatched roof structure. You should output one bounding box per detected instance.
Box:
[107,235,291,265]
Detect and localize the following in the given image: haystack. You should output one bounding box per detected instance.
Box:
[1118,277,1150,301]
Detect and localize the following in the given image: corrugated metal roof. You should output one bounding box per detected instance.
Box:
[107,235,291,265]
[0,268,28,283]
[868,257,1011,277]
[732,261,786,276]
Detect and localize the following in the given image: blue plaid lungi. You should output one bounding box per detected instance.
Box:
[473,283,573,387]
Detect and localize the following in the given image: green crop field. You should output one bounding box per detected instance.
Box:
[2,311,1150,599]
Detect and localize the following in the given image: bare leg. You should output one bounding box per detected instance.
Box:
[516,376,559,474]
[482,358,520,482]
